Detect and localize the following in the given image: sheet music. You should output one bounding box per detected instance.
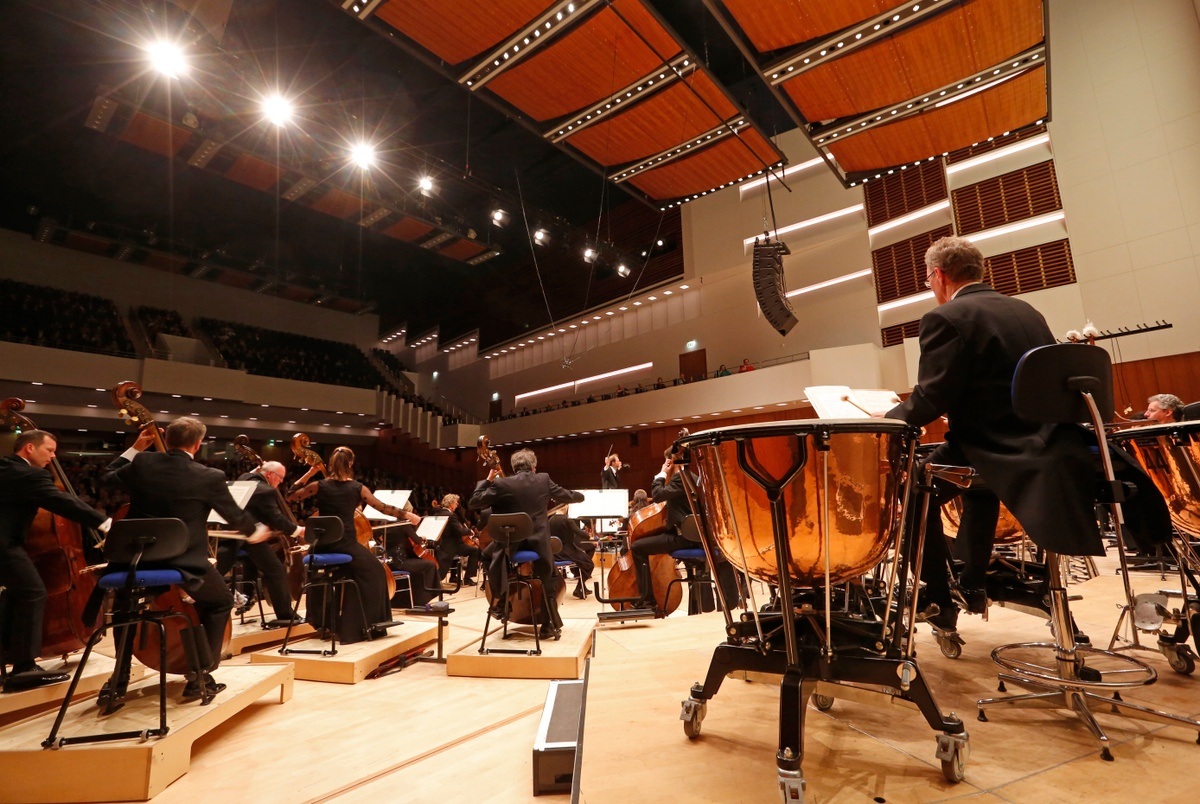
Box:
[209,481,258,524]
[363,489,411,521]
[804,385,901,419]
[567,488,629,519]
[416,515,449,543]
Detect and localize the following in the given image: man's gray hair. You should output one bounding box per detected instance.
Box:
[510,448,537,473]
[1149,393,1184,416]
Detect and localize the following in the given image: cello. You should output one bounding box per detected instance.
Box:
[233,434,306,605]
[475,434,565,624]
[289,433,396,601]
[0,398,105,658]
[110,380,231,674]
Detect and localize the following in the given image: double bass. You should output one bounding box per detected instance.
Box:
[475,434,565,624]
[111,381,231,674]
[233,434,306,604]
[289,433,396,600]
[0,398,105,658]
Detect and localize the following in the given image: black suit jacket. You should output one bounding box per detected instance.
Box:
[237,472,300,536]
[651,472,692,530]
[887,283,1101,556]
[468,470,583,551]
[600,466,620,490]
[0,455,106,549]
[103,450,258,573]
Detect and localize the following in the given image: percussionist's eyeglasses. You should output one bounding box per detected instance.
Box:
[924,267,940,289]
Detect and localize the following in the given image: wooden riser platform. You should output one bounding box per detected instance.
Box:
[446,619,592,680]
[248,621,440,684]
[0,664,292,803]
[1,654,150,722]
[227,619,315,656]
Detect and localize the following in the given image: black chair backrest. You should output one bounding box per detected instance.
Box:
[681,515,703,543]
[104,519,190,564]
[305,516,345,547]
[485,512,533,548]
[1012,343,1113,425]
[1180,401,1200,422]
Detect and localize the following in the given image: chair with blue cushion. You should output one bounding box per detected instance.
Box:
[478,512,550,656]
[279,516,367,657]
[43,518,200,748]
[666,515,720,615]
[977,342,1200,759]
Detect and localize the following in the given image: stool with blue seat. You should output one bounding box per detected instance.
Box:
[977,342,1200,759]
[43,518,207,748]
[479,513,552,656]
[667,515,720,615]
[279,516,368,658]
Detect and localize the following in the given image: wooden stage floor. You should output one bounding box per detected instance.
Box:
[2,563,1197,802]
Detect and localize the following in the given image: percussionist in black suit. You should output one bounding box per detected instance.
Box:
[1,430,112,691]
[468,448,583,638]
[102,417,270,702]
[886,236,1102,633]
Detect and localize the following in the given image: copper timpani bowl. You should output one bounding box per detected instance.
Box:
[1109,421,1200,540]
[677,419,918,587]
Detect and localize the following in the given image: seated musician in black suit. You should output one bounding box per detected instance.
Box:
[549,513,596,599]
[102,418,270,702]
[385,517,441,609]
[1,430,112,691]
[216,461,304,625]
[434,494,480,585]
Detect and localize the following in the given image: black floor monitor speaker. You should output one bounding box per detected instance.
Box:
[752,239,797,336]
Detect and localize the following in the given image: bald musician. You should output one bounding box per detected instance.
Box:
[1,430,112,691]
[215,461,304,624]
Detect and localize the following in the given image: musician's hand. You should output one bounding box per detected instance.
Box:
[132,428,159,451]
[292,526,305,543]
[487,468,501,482]
[661,458,675,477]
[97,517,113,534]
[247,523,272,544]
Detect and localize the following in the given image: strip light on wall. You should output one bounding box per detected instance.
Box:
[514,361,654,404]
[785,268,872,298]
[742,204,864,247]
[877,290,935,313]
[867,200,951,237]
[946,132,1051,174]
[738,157,825,195]
[965,210,1065,243]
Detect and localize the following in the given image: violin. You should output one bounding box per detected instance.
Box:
[110,380,231,674]
[0,398,104,659]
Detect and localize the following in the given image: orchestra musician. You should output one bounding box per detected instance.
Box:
[100,417,270,702]
[434,494,479,585]
[287,446,411,643]
[1144,393,1184,424]
[216,461,303,624]
[1,430,113,691]
[600,453,622,489]
[384,511,440,608]
[633,448,740,611]
[549,512,595,599]
[884,236,1103,633]
[468,448,583,638]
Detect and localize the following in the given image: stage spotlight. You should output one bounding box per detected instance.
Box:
[583,246,598,263]
[616,263,631,277]
[491,208,509,227]
[350,142,376,168]
[533,228,550,245]
[146,40,187,78]
[418,176,434,196]
[262,94,294,127]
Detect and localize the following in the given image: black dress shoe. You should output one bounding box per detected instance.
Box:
[963,587,988,614]
[538,624,562,640]
[3,667,71,693]
[181,673,226,702]
[96,678,130,711]
[487,603,507,620]
[572,585,589,599]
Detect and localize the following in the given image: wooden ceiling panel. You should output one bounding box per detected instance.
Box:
[720,0,892,53]
[626,130,779,200]
[277,286,319,303]
[607,0,681,60]
[119,112,190,157]
[782,0,1043,122]
[224,154,279,191]
[488,7,680,122]
[565,73,737,167]
[438,239,488,260]
[382,217,435,242]
[373,0,548,66]
[62,233,115,256]
[826,67,1046,174]
[142,253,190,273]
[308,187,362,219]
[214,270,257,290]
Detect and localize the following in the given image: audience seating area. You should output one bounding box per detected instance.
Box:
[134,305,193,341]
[371,347,409,377]
[0,278,135,357]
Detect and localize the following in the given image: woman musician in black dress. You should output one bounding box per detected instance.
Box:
[287,446,416,643]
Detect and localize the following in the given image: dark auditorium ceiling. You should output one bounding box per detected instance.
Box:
[0,0,1049,350]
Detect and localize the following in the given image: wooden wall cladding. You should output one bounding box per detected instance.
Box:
[1109,350,1200,419]
[881,320,921,348]
[945,123,1048,164]
[984,239,1075,296]
[952,159,1061,235]
[871,225,954,304]
[863,160,948,228]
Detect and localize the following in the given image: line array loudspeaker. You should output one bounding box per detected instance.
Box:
[752,239,797,336]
